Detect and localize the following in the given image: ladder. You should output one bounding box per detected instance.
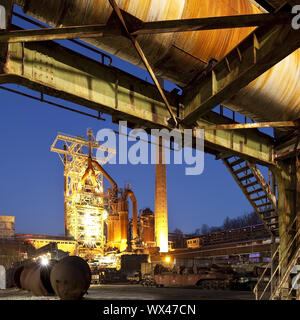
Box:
[222,156,278,236]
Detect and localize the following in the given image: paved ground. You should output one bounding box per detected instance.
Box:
[0,284,255,300]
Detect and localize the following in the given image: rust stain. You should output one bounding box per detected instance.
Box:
[129,84,135,106]
[16,0,300,122]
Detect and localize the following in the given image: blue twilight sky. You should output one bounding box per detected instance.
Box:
[0,6,268,236]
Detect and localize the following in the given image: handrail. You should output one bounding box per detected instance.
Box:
[287,249,300,298]
[259,228,299,300]
[270,238,300,300]
[254,244,279,299]
[254,215,298,299]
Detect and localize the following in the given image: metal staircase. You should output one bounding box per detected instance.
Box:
[222,156,278,236]
[223,155,300,300]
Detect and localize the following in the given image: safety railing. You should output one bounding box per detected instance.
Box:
[254,216,299,300]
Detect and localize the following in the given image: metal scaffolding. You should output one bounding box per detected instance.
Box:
[51,130,115,257]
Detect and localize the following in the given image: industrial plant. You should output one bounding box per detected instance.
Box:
[0,0,299,302]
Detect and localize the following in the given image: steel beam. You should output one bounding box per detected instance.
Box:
[131,12,293,35]
[1,40,274,164]
[108,0,177,127]
[182,23,300,125]
[0,12,292,43]
[197,121,296,131]
[0,24,114,43]
[275,137,300,160]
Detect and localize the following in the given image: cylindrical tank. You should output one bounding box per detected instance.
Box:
[19,262,55,296]
[50,256,91,300]
[107,215,121,244]
[118,199,129,251]
[140,210,155,244]
[14,0,300,122]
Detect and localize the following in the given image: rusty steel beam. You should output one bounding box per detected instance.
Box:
[197,121,296,130]
[182,23,300,125]
[0,40,275,164]
[0,24,115,43]
[0,13,291,43]
[108,0,178,127]
[131,12,293,35]
[275,136,300,160]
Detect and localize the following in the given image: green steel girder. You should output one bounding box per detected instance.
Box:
[181,23,300,125]
[0,40,274,165]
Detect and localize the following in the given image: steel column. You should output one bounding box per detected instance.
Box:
[274,160,297,299]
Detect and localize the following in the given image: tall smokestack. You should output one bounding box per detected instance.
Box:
[155,136,168,252]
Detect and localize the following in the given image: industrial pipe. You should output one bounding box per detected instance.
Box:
[91,160,117,189]
[19,262,56,296]
[117,199,129,251]
[79,167,98,188]
[78,156,98,191]
[126,190,138,240]
[13,265,24,289]
[50,256,91,300]
[14,0,300,123]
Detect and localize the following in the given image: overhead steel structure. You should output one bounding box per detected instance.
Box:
[0,0,299,299]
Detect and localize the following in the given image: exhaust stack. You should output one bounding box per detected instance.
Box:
[155,136,168,253]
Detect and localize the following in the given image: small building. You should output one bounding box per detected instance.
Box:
[15,234,77,256]
[0,215,15,239]
[186,237,201,249]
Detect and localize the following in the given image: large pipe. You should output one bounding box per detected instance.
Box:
[79,167,97,188]
[19,262,56,296]
[91,160,117,189]
[117,199,129,251]
[126,190,138,240]
[50,256,91,300]
[14,0,300,123]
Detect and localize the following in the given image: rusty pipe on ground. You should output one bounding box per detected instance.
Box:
[50,256,91,300]
[13,256,91,300]
[126,190,138,240]
[18,261,56,296]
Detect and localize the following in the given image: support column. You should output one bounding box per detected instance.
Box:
[270,171,278,294]
[155,136,168,253]
[295,154,300,300]
[274,160,298,299]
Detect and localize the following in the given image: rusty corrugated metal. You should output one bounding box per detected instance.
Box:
[14,0,300,122]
